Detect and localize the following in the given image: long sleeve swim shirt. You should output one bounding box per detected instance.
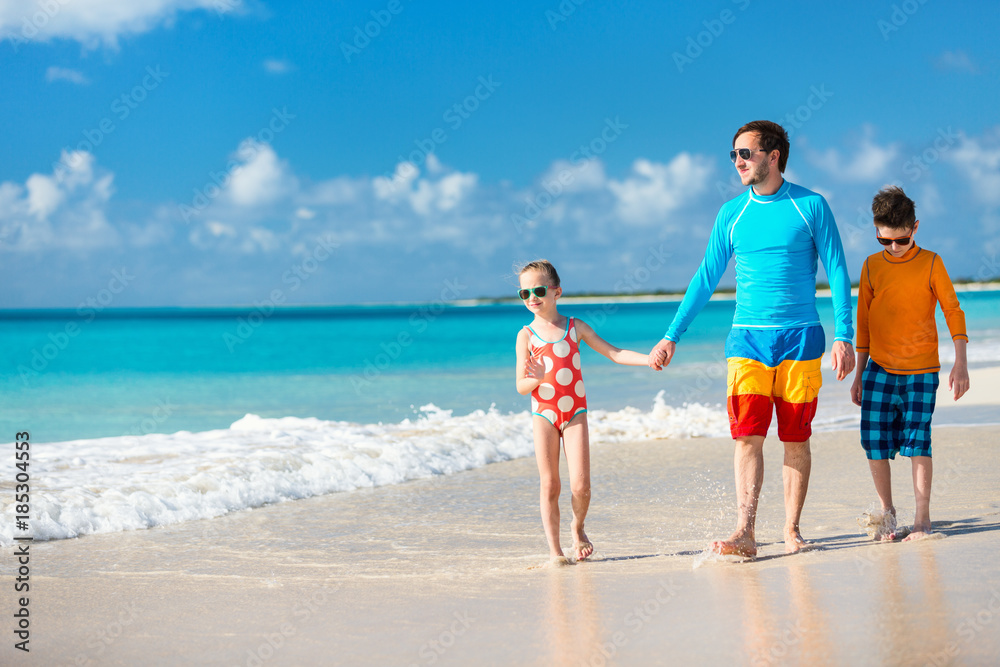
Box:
[857,245,967,374]
[665,181,854,344]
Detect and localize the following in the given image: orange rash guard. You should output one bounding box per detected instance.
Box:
[857,245,968,375]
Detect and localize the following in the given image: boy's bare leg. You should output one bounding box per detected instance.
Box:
[903,456,933,541]
[533,416,565,559]
[867,459,897,541]
[562,415,593,560]
[783,439,811,552]
[710,436,764,557]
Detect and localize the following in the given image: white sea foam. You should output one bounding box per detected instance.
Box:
[0,393,729,546]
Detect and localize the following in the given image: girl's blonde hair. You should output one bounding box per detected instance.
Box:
[517,259,561,287]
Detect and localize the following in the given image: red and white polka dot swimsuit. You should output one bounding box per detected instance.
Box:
[527,317,587,431]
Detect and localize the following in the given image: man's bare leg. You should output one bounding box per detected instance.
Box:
[783,439,811,552]
[867,459,897,541]
[903,456,933,541]
[710,435,764,557]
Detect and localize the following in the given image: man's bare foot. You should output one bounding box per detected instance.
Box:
[784,526,812,553]
[902,522,932,542]
[709,531,757,558]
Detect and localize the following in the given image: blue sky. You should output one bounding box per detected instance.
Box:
[1,0,998,307]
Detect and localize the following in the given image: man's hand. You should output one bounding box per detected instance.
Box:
[831,341,855,381]
[648,339,676,371]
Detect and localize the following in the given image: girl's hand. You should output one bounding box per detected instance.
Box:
[524,353,545,380]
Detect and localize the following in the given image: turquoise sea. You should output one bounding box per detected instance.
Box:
[1,290,997,545]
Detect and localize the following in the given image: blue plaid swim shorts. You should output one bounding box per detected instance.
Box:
[861,360,939,460]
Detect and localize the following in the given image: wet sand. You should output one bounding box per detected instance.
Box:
[3,419,999,665]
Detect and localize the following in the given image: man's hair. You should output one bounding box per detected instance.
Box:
[871,185,916,230]
[733,120,790,172]
[517,259,560,287]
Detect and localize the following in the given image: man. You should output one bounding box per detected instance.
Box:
[649,120,854,557]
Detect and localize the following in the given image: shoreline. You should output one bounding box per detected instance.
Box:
[3,425,998,665]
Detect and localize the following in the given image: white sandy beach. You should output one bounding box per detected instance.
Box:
[2,416,998,666]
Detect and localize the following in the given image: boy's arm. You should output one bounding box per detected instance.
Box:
[515,329,542,395]
[851,260,873,407]
[930,256,969,401]
[577,320,649,366]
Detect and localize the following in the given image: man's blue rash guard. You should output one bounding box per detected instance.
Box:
[665,181,854,344]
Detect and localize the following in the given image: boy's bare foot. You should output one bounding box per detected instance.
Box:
[858,507,897,541]
[902,522,933,542]
[784,526,812,553]
[709,530,757,558]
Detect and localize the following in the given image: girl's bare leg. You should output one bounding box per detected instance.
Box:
[533,416,564,559]
[561,414,593,560]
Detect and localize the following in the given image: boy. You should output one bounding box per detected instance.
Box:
[851,185,970,541]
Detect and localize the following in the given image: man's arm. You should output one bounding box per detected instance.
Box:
[649,208,734,370]
[813,197,855,380]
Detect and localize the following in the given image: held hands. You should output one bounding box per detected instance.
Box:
[830,341,855,381]
[648,339,675,371]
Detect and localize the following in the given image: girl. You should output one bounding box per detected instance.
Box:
[515,260,649,563]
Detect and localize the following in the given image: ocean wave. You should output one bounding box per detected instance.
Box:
[0,393,728,546]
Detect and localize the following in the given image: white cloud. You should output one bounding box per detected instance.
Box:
[802,127,899,184]
[945,129,1000,207]
[226,140,296,207]
[45,66,89,84]
[934,50,977,74]
[263,58,293,74]
[607,154,713,224]
[0,150,117,251]
[0,0,227,50]
[540,158,607,194]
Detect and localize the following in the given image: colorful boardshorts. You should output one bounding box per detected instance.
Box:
[860,360,938,460]
[725,326,825,442]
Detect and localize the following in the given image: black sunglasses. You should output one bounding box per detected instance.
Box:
[729,148,768,162]
[518,286,548,300]
[876,235,911,247]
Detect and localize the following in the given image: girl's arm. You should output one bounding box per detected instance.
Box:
[575,319,649,366]
[515,328,543,395]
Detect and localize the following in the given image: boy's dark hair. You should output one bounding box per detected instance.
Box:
[518,259,560,287]
[871,185,916,230]
[733,120,790,172]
